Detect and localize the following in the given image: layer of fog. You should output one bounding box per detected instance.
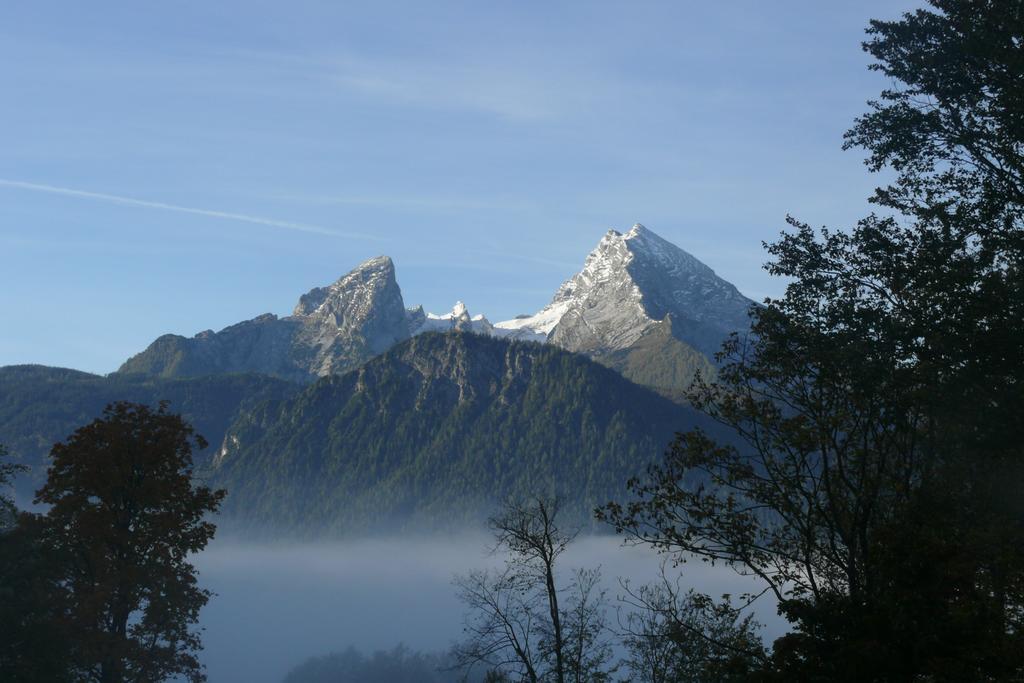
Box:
[194,533,787,683]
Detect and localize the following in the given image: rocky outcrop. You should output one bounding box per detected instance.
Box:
[118,225,754,396]
[118,256,411,382]
[495,224,754,358]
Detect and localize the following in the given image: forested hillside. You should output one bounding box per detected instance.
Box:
[211,332,713,535]
[0,365,300,495]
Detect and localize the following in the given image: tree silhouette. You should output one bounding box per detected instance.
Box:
[0,444,24,524]
[602,1,1024,679]
[35,401,226,683]
[452,498,615,683]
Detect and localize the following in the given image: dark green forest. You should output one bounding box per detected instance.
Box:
[0,365,299,495]
[0,335,714,534]
[211,332,713,534]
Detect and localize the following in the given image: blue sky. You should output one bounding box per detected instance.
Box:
[0,1,918,374]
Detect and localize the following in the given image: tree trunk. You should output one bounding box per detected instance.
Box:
[545,557,565,683]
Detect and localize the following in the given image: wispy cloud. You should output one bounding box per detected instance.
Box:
[274,191,536,213]
[321,53,613,122]
[0,179,382,240]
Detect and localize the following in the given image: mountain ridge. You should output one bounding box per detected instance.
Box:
[116,224,754,397]
[118,256,411,382]
[0,364,301,497]
[209,331,713,535]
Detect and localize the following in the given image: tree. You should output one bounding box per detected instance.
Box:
[846,0,1024,224]
[0,511,75,682]
[0,444,24,525]
[601,1,1024,679]
[452,498,615,683]
[1,444,74,682]
[34,401,226,683]
[618,572,765,683]
[562,567,616,683]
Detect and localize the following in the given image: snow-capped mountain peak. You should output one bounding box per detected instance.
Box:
[450,301,469,318]
[408,301,494,336]
[495,224,753,356]
[120,224,751,385]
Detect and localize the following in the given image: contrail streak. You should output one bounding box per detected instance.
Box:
[0,179,380,240]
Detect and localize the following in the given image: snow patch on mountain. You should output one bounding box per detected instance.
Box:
[408,301,496,336]
[120,223,752,383]
[494,223,753,356]
[493,300,570,340]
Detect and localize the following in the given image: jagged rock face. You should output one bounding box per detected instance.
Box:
[118,256,411,382]
[116,316,303,380]
[545,229,656,354]
[595,314,716,402]
[497,224,754,358]
[118,225,753,395]
[291,256,410,376]
[616,225,754,354]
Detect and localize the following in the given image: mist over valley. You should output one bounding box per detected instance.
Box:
[193,534,785,682]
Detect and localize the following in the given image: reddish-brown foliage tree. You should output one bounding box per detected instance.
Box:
[35,401,225,683]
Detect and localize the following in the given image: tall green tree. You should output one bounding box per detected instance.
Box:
[35,401,226,683]
[602,2,1024,680]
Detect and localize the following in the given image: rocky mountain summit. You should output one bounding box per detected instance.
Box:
[494,224,753,358]
[118,256,411,382]
[492,224,754,397]
[118,224,754,395]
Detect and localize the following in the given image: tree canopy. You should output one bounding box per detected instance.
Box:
[0,402,226,683]
[0,444,23,524]
[601,1,1024,679]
